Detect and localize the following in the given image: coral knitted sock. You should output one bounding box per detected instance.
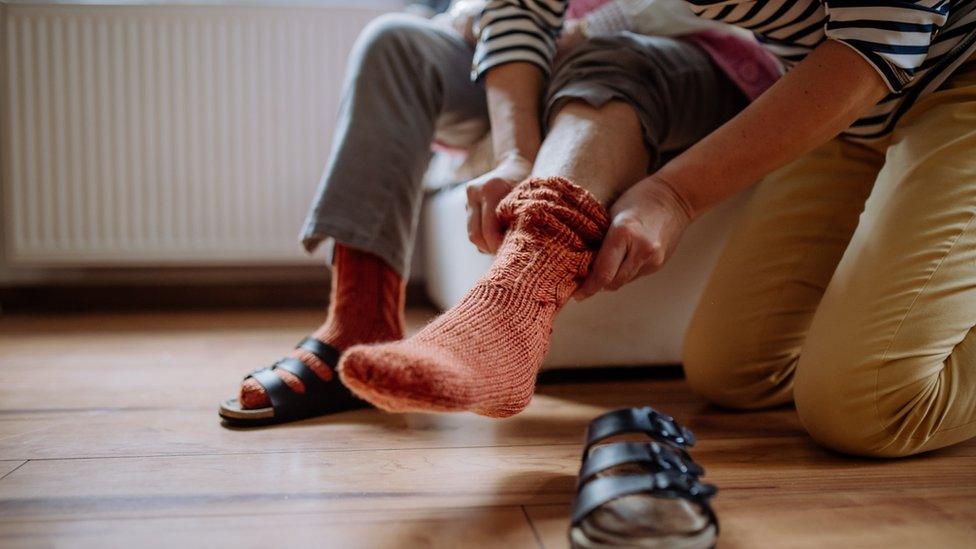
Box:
[339,177,610,417]
[239,244,405,409]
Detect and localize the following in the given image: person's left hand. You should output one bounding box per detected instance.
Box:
[574,175,695,300]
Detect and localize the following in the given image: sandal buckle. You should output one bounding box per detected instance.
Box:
[644,407,696,447]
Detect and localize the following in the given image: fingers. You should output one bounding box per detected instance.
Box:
[481,198,504,253]
[574,229,628,300]
[466,186,488,253]
[608,231,667,290]
[468,178,515,254]
[574,217,673,299]
[480,178,513,253]
[607,245,641,291]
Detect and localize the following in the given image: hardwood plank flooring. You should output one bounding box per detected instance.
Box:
[527,493,976,549]
[0,461,26,479]
[0,507,540,549]
[1,310,974,548]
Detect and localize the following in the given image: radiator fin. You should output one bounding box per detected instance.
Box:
[3,5,389,264]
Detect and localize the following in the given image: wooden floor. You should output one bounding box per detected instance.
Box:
[0,309,974,548]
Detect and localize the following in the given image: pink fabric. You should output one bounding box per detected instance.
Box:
[679,30,783,101]
[566,0,613,20]
[564,0,782,101]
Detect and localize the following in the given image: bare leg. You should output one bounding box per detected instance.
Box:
[338,99,651,417]
[532,100,650,204]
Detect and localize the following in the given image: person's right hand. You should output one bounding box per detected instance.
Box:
[445,0,486,47]
[465,154,532,254]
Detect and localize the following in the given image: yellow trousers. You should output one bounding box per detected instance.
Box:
[683,65,976,457]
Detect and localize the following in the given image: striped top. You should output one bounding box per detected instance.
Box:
[473,0,976,139]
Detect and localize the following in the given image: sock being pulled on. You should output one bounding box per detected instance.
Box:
[239,244,405,409]
[338,176,610,417]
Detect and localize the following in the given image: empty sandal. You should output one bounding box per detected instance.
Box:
[570,407,718,548]
[218,337,369,426]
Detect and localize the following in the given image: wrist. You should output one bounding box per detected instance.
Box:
[642,173,697,222]
[494,148,536,169]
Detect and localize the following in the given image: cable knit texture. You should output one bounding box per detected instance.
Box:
[239,244,405,409]
[338,177,610,417]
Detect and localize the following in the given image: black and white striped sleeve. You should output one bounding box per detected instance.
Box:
[471,0,568,80]
[823,0,951,91]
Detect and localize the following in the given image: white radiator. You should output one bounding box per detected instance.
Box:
[1,2,397,266]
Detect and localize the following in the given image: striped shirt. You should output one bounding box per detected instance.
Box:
[473,0,976,139]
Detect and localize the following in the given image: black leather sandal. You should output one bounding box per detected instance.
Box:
[218,337,369,426]
[583,406,697,455]
[570,407,718,549]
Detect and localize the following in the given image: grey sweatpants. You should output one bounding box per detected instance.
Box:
[300,13,746,276]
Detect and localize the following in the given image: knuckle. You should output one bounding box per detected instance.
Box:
[606,227,627,243]
[635,238,662,259]
[486,178,514,194]
[614,219,642,239]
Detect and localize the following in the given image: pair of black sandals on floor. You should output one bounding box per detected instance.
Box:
[571,407,718,548]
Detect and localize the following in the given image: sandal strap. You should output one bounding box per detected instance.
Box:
[242,337,347,420]
[584,407,696,455]
[578,441,704,487]
[275,357,328,393]
[243,337,338,381]
[250,367,306,418]
[296,337,340,367]
[571,472,718,529]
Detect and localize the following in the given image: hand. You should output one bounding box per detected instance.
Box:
[466,154,533,254]
[574,176,695,300]
[444,0,486,47]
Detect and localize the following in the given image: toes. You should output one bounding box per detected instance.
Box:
[338,343,465,410]
[336,346,377,385]
[239,378,269,409]
[339,344,427,388]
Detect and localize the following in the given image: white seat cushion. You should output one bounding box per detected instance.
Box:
[421,182,750,368]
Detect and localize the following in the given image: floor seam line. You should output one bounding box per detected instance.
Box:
[521,505,545,548]
[0,460,28,481]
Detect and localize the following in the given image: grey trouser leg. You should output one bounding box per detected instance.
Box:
[546,33,747,171]
[300,13,487,276]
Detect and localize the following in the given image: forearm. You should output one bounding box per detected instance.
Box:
[655,40,889,217]
[484,61,545,164]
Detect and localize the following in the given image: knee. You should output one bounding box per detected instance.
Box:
[554,34,667,72]
[794,355,915,458]
[353,13,433,70]
[551,34,674,90]
[682,309,796,410]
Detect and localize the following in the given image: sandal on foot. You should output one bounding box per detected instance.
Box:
[570,407,718,548]
[218,337,369,426]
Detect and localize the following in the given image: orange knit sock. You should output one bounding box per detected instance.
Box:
[338,177,609,417]
[239,244,405,409]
